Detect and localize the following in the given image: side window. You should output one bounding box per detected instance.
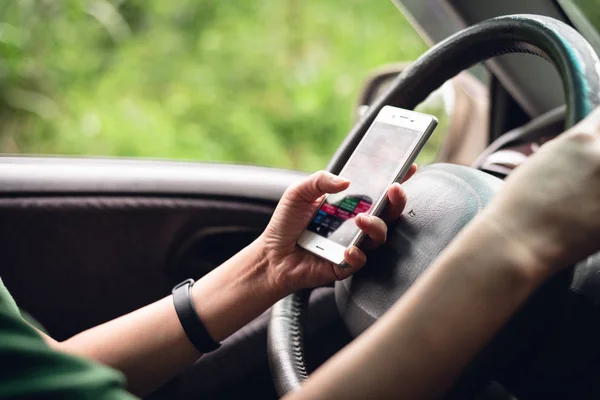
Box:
[0,1,432,172]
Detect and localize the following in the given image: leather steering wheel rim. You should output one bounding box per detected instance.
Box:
[268,14,600,397]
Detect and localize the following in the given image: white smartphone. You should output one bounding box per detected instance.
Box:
[297,105,438,266]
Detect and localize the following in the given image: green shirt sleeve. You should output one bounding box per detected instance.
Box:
[0,278,138,399]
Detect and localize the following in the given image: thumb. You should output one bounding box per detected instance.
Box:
[286,171,350,203]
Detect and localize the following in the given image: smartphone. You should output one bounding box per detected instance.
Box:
[297,106,438,266]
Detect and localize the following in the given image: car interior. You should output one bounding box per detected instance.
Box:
[2,1,600,399]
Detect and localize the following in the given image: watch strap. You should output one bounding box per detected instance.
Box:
[172,278,221,353]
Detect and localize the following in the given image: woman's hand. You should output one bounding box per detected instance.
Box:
[259,165,416,294]
[482,106,600,276]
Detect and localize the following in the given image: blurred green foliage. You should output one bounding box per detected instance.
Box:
[572,0,600,27]
[0,0,434,171]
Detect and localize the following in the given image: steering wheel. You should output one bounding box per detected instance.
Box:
[267,14,600,399]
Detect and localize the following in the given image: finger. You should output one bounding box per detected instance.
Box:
[401,163,418,183]
[334,246,367,280]
[381,182,408,223]
[355,213,387,249]
[287,171,350,203]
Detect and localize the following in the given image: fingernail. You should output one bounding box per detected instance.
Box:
[360,214,372,225]
[331,175,350,185]
[349,247,358,257]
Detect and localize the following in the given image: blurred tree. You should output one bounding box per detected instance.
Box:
[0,0,428,171]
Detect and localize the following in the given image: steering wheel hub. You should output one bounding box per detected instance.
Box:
[335,164,502,336]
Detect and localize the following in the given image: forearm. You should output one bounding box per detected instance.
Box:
[58,295,194,396]
[288,214,550,400]
[40,170,385,397]
[54,237,284,396]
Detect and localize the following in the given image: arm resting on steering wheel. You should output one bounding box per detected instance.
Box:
[286,108,600,399]
[284,206,548,399]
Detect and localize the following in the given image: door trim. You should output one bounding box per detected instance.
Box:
[0,157,306,201]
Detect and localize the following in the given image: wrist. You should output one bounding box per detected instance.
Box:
[250,236,294,298]
[189,237,288,342]
[255,234,297,297]
[472,209,556,286]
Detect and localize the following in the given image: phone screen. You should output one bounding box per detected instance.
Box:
[306,120,425,247]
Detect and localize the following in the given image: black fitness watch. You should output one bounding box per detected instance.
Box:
[172,278,221,353]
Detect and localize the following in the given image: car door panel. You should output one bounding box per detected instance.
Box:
[0,157,305,340]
